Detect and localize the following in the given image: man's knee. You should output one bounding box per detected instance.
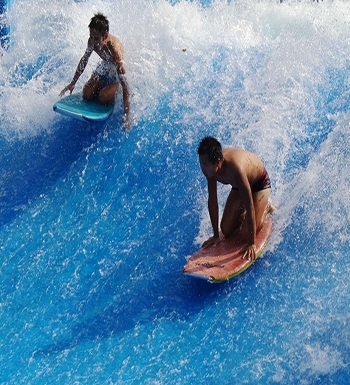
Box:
[83,85,94,100]
[98,83,118,105]
[98,90,113,105]
[220,218,238,238]
[220,221,230,237]
[221,208,245,237]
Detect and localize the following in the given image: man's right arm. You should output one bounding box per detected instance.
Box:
[202,178,219,248]
[60,45,92,96]
[208,178,219,238]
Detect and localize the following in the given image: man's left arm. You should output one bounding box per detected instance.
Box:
[236,170,256,260]
[114,47,131,126]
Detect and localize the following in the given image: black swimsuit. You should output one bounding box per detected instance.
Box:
[232,169,271,194]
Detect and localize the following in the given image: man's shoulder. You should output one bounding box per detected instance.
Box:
[223,148,243,163]
[107,35,123,56]
[108,34,122,47]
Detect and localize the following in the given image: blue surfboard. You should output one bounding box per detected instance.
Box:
[53,94,114,123]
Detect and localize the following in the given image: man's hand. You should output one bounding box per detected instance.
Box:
[122,112,132,129]
[59,82,75,97]
[242,244,256,262]
[202,235,220,249]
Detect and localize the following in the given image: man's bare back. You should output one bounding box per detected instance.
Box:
[214,148,266,188]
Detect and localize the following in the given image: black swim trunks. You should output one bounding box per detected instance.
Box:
[93,62,118,88]
[251,169,271,194]
[231,169,271,194]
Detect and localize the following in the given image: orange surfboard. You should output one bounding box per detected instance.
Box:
[183,216,272,283]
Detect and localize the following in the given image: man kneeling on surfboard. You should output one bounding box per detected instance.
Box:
[198,136,275,262]
[60,13,131,127]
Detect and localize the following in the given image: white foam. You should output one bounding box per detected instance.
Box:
[1,0,350,240]
[301,343,346,376]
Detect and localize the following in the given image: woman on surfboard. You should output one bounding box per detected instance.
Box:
[60,13,131,127]
[198,136,275,262]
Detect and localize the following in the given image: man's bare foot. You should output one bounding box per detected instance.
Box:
[267,203,277,214]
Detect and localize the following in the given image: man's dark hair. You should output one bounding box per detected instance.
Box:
[197,136,223,164]
[89,13,109,35]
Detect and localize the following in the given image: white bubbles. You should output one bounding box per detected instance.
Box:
[1,1,350,384]
[1,0,350,260]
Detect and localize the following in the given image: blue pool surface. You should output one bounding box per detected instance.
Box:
[1,0,350,384]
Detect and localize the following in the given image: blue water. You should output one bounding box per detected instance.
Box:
[1,0,350,384]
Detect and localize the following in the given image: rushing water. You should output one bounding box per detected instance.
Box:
[1,0,350,383]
